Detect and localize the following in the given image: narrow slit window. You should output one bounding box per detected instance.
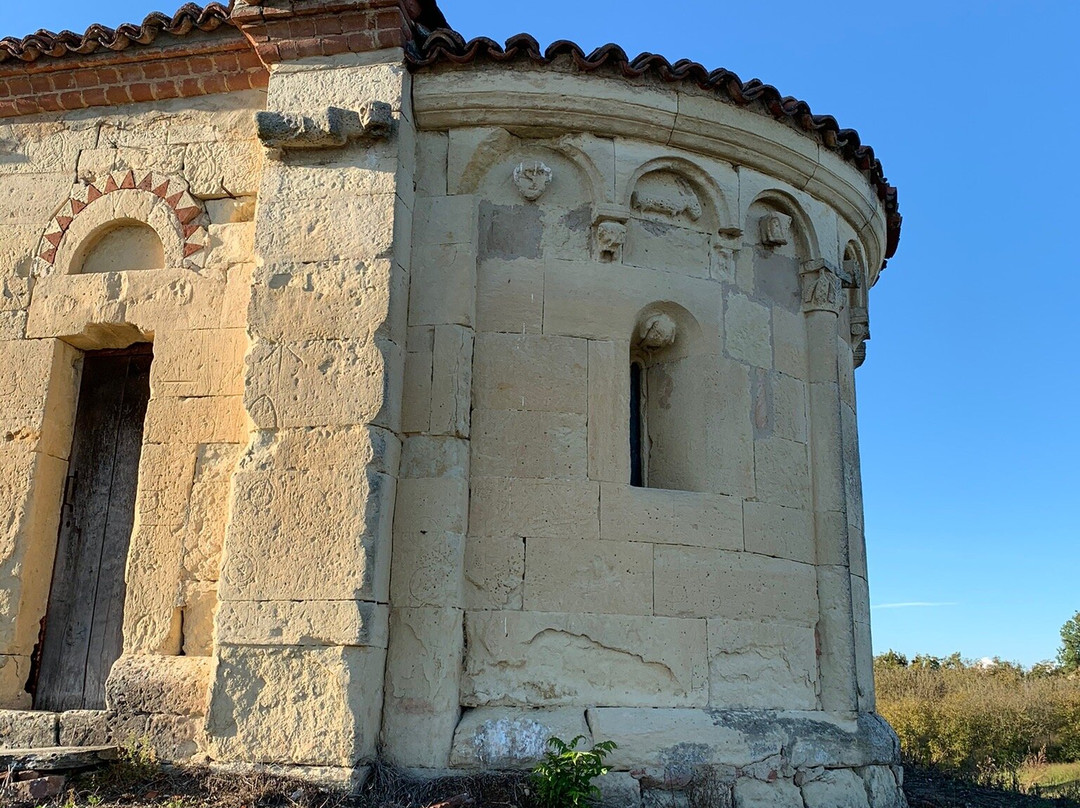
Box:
[630,360,645,487]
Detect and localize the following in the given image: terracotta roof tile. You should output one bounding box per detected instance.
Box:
[407,31,901,261]
[0,3,232,64]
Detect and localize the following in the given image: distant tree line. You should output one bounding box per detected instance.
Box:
[873,611,1080,788]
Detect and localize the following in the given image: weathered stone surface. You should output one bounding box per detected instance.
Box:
[105,654,212,716]
[462,611,707,707]
[0,745,117,770]
[471,409,587,479]
[5,774,66,802]
[733,777,804,808]
[449,707,590,768]
[469,477,599,540]
[600,484,742,549]
[524,538,653,616]
[597,771,643,808]
[381,607,463,768]
[465,535,524,610]
[742,501,815,565]
[0,710,57,747]
[473,333,587,413]
[216,600,389,648]
[707,620,817,710]
[654,546,818,623]
[208,645,384,766]
[800,767,870,808]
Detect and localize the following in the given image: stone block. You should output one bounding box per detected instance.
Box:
[216,600,389,648]
[524,538,652,616]
[0,338,80,460]
[256,192,397,262]
[753,437,811,510]
[462,611,707,707]
[859,765,906,808]
[152,329,246,397]
[624,218,712,277]
[249,259,400,342]
[409,241,477,327]
[772,305,807,380]
[471,409,587,479]
[391,477,467,608]
[473,333,588,414]
[742,501,815,565]
[469,477,599,540]
[800,768,869,808]
[430,325,473,437]
[400,435,469,479]
[465,535,524,610]
[381,606,463,768]
[0,310,26,340]
[220,465,394,602]
[724,293,771,369]
[134,442,197,527]
[600,484,742,550]
[588,339,631,483]
[208,644,384,766]
[707,620,817,710]
[105,654,212,716]
[654,546,817,623]
[733,778,804,808]
[597,771,643,808]
[0,709,57,747]
[7,774,66,801]
[244,337,395,430]
[542,260,721,344]
[476,259,543,334]
[449,707,590,768]
[402,338,434,433]
[143,395,246,445]
[589,708,781,771]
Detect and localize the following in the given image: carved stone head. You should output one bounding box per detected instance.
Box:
[759,212,791,248]
[512,161,553,201]
[596,220,627,262]
[637,312,678,351]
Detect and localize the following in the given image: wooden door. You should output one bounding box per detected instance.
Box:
[33,345,152,711]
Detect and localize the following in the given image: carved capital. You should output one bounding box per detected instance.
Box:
[256,102,392,152]
[799,259,842,315]
[592,206,629,263]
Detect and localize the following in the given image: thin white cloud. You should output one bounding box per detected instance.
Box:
[871,601,958,610]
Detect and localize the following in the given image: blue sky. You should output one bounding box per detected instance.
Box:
[3,1,1078,666]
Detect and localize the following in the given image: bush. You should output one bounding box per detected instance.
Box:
[875,656,1080,786]
[531,735,617,808]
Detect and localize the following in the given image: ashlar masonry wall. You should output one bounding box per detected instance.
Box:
[0,87,264,753]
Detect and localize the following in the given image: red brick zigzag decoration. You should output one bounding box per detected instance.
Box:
[38,169,208,268]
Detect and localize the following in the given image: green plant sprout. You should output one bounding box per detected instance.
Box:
[531,735,617,808]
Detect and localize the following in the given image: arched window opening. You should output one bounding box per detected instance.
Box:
[629,311,680,489]
[75,219,165,274]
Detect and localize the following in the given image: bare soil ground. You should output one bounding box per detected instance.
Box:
[9,760,1080,808]
[904,765,1080,808]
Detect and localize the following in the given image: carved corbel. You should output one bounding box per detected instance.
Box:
[255,102,393,152]
[799,259,842,315]
[592,205,629,263]
[850,306,870,368]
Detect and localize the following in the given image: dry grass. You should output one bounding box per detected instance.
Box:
[19,754,536,808]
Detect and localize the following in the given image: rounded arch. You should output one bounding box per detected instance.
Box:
[35,170,208,276]
[454,129,606,207]
[744,188,820,261]
[73,219,166,275]
[631,301,704,362]
[624,155,732,233]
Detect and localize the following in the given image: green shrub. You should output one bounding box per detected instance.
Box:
[531,735,617,808]
[875,658,1080,787]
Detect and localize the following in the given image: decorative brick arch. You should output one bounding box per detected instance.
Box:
[35,170,209,275]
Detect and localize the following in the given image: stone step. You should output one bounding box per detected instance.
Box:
[0,745,119,772]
